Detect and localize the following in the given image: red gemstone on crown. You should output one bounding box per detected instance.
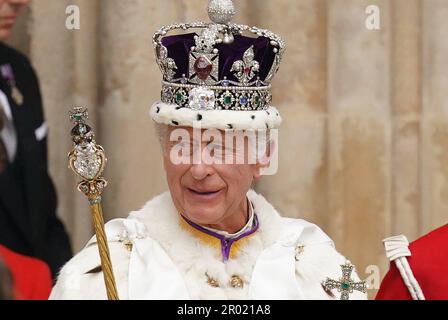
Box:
[194,56,213,81]
[244,67,250,74]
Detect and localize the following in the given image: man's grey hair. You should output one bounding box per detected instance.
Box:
[155,123,170,152]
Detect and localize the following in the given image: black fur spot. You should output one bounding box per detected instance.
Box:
[251,115,255,120]
[197,114,203,121]
[156,106,160,113]
[171,120,179,126]
[226,124,233,129]
[85,265,102,274]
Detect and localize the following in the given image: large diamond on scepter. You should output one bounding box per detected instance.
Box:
[69,142,106,181]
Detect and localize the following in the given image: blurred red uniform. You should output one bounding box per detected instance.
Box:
[376,224,448,300]
[0,244,52,300]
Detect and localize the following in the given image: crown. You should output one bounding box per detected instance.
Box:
[150,0,285,130]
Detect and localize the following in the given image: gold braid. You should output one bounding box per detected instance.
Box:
[89,197,119,300]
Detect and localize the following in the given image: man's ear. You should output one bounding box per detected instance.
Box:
[252,139,276,180]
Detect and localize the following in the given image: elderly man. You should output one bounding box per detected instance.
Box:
[51,0,366,300]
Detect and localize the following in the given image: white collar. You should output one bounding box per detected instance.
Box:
[201,198,255,239]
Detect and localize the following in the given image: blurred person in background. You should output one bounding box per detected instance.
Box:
[0,0,72,278]
[0,255,13,300]
[376,224,448,300]
[0,244,52,299]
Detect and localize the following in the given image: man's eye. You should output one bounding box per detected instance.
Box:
[209,143,227,153]
[176,141,195,149]
[209,143,223,149]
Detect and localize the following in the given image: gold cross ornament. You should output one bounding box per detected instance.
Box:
[69,106,89,123]
[322,261,366,300]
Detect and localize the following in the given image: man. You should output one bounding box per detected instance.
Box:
[376,224,448,300]
[0,0,72,277]
[50,0,366,300]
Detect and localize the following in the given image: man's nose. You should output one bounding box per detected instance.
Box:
[189,162,215,180]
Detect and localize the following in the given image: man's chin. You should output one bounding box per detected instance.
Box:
[183,206,223,225]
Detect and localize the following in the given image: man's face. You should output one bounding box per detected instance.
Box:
[0,0,30,40]
[161,126,265,226]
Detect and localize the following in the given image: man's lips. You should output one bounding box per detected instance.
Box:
[186,187,224,199]
[187,187,222,195]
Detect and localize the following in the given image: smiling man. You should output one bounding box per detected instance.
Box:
[50,0,366,300]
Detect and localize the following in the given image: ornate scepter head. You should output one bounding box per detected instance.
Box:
[68,107,107,199]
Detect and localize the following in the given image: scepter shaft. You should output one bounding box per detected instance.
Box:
[89,196,119,300]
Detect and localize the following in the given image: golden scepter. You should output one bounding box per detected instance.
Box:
[68,106,119,300]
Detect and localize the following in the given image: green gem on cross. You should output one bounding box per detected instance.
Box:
[341,282,350,290]
[322,261,367,300]
[69,107,88,124]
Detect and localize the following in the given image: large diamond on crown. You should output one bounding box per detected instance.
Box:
[189,52,219,85]
[188,87,215,110]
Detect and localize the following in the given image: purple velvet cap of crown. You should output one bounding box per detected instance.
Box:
[161,33,276,83]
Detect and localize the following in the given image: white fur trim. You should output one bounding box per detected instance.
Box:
[51,190,366,300]
[49,242,131,300]
[150,101,282,130]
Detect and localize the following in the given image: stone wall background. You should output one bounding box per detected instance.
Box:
[7,0,448,296]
